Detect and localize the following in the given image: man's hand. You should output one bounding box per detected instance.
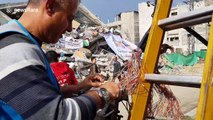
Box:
[79,74,104,91]
[100,81,120,100]
[85,81,121,109]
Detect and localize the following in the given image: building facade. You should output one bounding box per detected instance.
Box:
[138,2,154,41]
[106,11,139,44]
[163,1,208,54]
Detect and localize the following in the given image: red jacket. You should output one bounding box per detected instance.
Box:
[50,62,78,86]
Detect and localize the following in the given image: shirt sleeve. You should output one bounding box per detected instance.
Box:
[0,34,97,120]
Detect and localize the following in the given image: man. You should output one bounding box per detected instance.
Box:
[112,56,121,79]
[46,50,102,98]
[90,57,99,75]
[0,0,120,120]
[46,50,79,86]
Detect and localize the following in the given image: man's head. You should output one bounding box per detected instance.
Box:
[46,50,59,63]
[124,60,128,66]
[114,56,118,61]
[20,0,79,43]
[91,57,96,63]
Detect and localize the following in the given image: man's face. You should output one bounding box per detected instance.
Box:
[92,58,96,63]
[114,57,117,61]
[124,61,128,66]
[47,0,79,43]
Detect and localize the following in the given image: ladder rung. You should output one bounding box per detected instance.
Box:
[145,74,201,88]
[158,5,213,30]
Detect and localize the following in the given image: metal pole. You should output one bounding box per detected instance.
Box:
[189,0,195,54]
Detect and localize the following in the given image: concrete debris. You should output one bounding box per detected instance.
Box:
[43,26,134,80]
[158,53,204,76]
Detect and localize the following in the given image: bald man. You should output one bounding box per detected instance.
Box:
[0,0,120,119]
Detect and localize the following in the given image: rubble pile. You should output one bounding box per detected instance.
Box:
[42,26,137,81]
[158,52,205,75]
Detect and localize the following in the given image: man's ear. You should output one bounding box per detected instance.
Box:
[45,0,56,16]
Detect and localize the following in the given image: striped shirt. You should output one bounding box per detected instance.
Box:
[0,32,96,120]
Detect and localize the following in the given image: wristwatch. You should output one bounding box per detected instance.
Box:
[97,88,110,105]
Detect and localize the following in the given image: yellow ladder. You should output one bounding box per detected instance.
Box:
[129,0,213,119]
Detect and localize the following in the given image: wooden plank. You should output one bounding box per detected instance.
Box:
[145,74,201,88]
[196,13,213,120]
[129,0,173,119]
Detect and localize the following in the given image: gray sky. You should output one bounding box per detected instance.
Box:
[0,0,186,23]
